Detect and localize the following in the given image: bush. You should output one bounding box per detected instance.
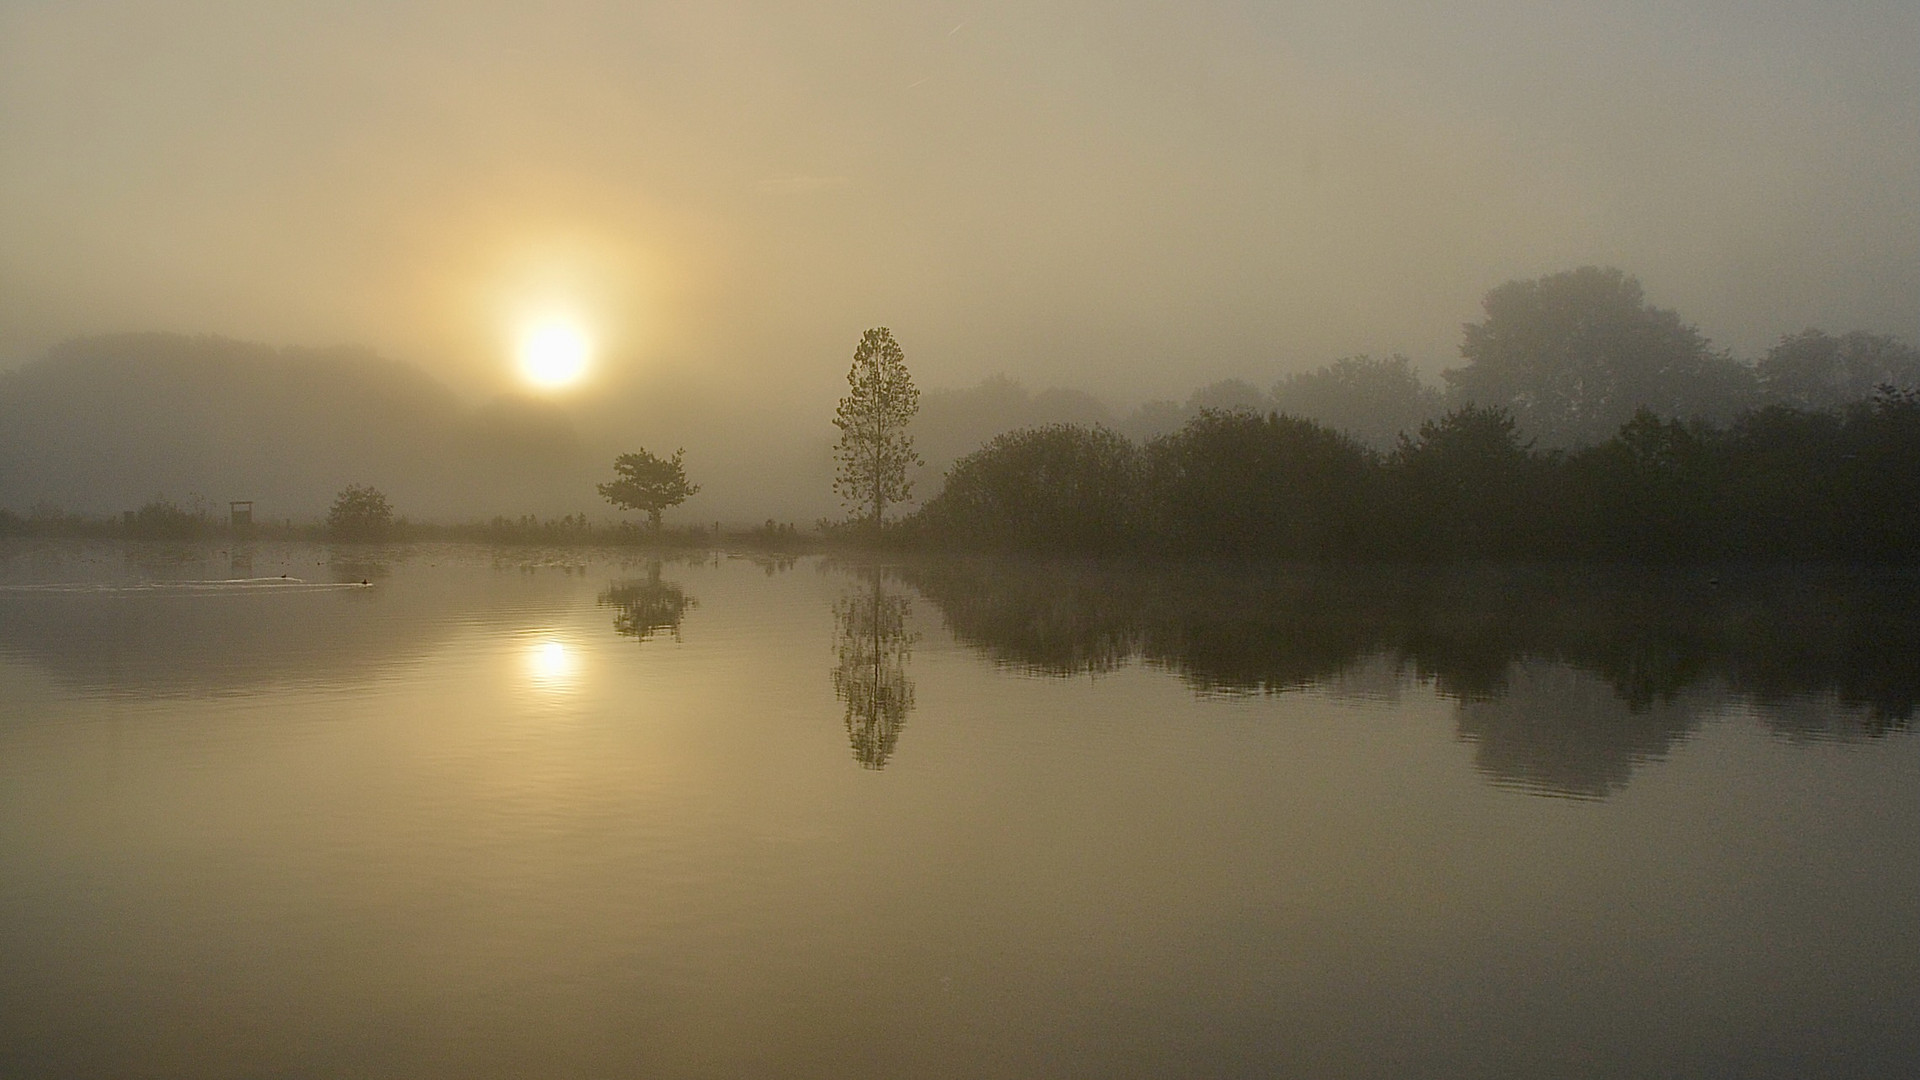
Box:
[915,424,1142,553]
[1148,411,1380,558]
[128,498,212,540]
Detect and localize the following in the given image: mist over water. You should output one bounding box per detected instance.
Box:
[4,2,1918,1074]
[1,543,1914,1077]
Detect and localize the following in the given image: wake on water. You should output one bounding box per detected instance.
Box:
[0,577,372,595]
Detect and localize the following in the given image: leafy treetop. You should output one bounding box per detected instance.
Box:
[833,327,922,528]
[599,448,699,530]
[327,484,394,540]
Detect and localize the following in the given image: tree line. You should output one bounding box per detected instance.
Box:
[905,396,1920,561]
[15,266,1906,562]
[591,283,1915,562]
[890,267,1920,562]
[1256,268,1919,451]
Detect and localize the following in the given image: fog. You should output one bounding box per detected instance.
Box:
[2,1,1916,521]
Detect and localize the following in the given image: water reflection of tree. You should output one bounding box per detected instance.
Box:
[904,559,1920,797]
[1452,663,1710,798]
[598,562,695,643]
[831,570,918,769]
[746,553,798,576]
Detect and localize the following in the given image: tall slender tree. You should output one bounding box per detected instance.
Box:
[833,327,922,527]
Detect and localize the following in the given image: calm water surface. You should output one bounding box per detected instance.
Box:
[1,541,1915,1078]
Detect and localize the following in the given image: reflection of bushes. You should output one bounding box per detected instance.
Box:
[907,561,1402,691]
[910,560,1920,724]
[598,564,695,643]
[1453,663,1708,798]
[1136,567,1399,693]
[907,559,1140,676]
[902,558,1919,794]
[743,551,798,576]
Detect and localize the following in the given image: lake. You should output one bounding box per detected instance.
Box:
[1,540,1915,1078]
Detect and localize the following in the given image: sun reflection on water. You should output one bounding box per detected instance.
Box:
[525,638,579,692]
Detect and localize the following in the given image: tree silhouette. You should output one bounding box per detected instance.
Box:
[833,327,922,529]
[1270,354,1444,450]
[1758,329,1920,411]
[327,484,393,540]
[599,448,699,531]
[1446,267,1755,446]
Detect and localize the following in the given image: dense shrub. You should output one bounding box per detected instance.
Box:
[1146,411,1380,559]
[910,398,1920,564]
[916,424,1142,553]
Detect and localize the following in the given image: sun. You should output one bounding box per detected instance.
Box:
[517,318,592,389]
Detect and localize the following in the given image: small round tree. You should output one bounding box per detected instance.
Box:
[327,484,394,540]
[599,448,699,531]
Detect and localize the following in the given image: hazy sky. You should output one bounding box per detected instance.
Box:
[3,0,1916,406]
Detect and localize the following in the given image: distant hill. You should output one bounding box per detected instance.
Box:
[0,333,595,521]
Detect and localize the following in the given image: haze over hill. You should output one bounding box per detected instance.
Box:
[3,2,1915,426]
[7,289,1915,525]
[0,332,1268,523]
[0,335,593,522]
[1,332,1177,523]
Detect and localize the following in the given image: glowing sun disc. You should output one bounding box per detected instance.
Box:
[518,321,591,388]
